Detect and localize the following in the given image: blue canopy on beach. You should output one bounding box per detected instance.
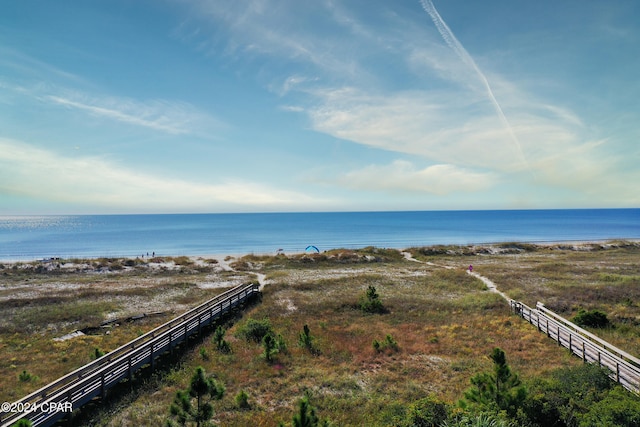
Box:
[305,245,320,253]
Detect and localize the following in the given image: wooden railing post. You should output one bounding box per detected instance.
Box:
[546,318,550,337]
[100,373,106,399]
[569,333,572,354]
[0,284,262,427]
[128,355,132,380]
[150,344,155,369]
[617,362,620,383]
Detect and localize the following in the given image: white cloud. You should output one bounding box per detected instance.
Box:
[306,87,525,171]
[269,75,320,97]
[0,46,85,84]
[0,138,323,212]
[0,79,224,137]
[44,92,224,136]
[303,85,640,206]
[339,160,495,195]
[180,0,377,81]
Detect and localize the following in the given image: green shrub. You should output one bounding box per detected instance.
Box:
[237,318,274,342]
[261,332,287,363]
[572,308,610,328]
[213,326,231,353]
[298,324,319,355]
[235,389,250,409]
[18,370,35,382]
[461,348,526,417]
[580,386,640,426]
[373,334,399,354]
[275,333,288,354]
[167,366,224,427]
[290,392,330,427]
[443,412,516,427]
[199,347,209,360]
[522,363,614,426]
[384,334,398,351]
[93,347,105,359]
[262,334,277,363]
[359,285,385,314]
[403,395,450,427]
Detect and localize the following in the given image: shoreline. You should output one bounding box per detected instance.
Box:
[1,238,638,264]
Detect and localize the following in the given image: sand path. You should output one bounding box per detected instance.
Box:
[211,256,268,290]
[255,273,268,291]
[467,271,510,302]
[401,251,509,301]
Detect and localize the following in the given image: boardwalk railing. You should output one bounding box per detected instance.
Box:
[510,300,640,392]
[1,282,260,427]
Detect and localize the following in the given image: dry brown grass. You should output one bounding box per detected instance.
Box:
[93,253,583,426]
[1,243,638,425]
[0,257,255,403]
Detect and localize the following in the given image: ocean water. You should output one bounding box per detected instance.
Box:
[0,209,638,261]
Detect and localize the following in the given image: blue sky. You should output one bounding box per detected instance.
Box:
[1,0,638,214]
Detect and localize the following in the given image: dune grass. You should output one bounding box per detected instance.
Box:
[90,252,583,426]
[1,243,639,425]
[0,257,253,404]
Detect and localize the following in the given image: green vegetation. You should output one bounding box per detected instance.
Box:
[235,317,287,363]
[461,348,527,418]
[166,366,225,427]
[579,386,640,426]
[443,413,515,427]
[212,326,231,354]
[359,285,386,313]
[18,370,36,383]
[0,256,246,403]
[401,395,449,427]
[199,347,209,361]
[572,308,611,328]
[236,318,274,343]
[522,363,616,426]
[235,389,250,409]
[3,243,640,426]
[262,334,278,363]
[372,334,399,354]
[298,324,319,355]
[287,392,331,427]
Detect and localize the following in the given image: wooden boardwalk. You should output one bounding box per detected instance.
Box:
[0,282,259,427]
[510,300,640,392]
[4,264,639,426]
[472,268,640,392]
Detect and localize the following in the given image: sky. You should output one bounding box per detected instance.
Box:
[1,0,639,215]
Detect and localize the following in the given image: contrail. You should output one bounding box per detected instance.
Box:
[420,0,528,168]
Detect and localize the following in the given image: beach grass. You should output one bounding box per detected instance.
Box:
[1,243,639,425]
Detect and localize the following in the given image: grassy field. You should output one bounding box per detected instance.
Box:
[1,242,639,426]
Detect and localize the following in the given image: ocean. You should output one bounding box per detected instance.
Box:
[0,209,638,261]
